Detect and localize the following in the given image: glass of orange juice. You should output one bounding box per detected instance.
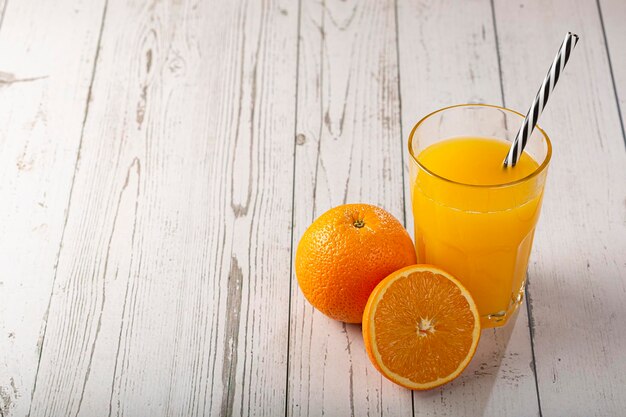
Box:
[408,104,551,328]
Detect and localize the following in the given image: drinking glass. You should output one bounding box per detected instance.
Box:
[408,104,551,328]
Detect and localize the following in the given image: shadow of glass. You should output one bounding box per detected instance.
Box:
[413,307,523,412]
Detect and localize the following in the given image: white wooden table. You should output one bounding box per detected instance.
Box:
[1,0,625,416]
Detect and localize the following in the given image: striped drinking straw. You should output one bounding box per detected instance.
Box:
[504,32,579,167]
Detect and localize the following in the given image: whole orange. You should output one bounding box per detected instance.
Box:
[295,204,417,323]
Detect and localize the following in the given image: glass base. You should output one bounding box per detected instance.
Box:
[480,287,525,328]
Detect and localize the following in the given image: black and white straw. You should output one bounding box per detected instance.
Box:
[504,32,579,167]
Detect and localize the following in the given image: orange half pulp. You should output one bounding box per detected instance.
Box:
[362,265,481,390]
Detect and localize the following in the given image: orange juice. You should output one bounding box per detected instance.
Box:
[411,136,545,327]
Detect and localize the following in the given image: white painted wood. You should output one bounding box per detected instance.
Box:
[0,1,6,29]
[494,0,626,415]
[397,1,540,416]
[2,0,625,415]
[0,1,105,416]
[288,0,412,416]
[599,0,626,133]
[25,0,298,416]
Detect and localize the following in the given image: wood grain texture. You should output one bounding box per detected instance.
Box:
[288,0,412,416]
[0,0,7,31]
[2,0,626,415]
[397,1,540,416]
[26,0,298,416]
[599,0,626,140]
[0,1,106,416]
[494,0,626,415]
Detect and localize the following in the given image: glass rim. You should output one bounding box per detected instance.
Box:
[408,103,553,189]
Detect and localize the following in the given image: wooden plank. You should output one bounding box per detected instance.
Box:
[599,0,626,139]
[397,1,541,416]
[0,0,6,30]
[494,0,626,415]
[26,0,299,415]
[0,1,106,416]
[288,0,413,416]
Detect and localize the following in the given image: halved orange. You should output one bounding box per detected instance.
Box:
[362,265,480,390]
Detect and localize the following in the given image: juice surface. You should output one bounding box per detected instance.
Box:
[411,137,544,327]
[417,137,539,185]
